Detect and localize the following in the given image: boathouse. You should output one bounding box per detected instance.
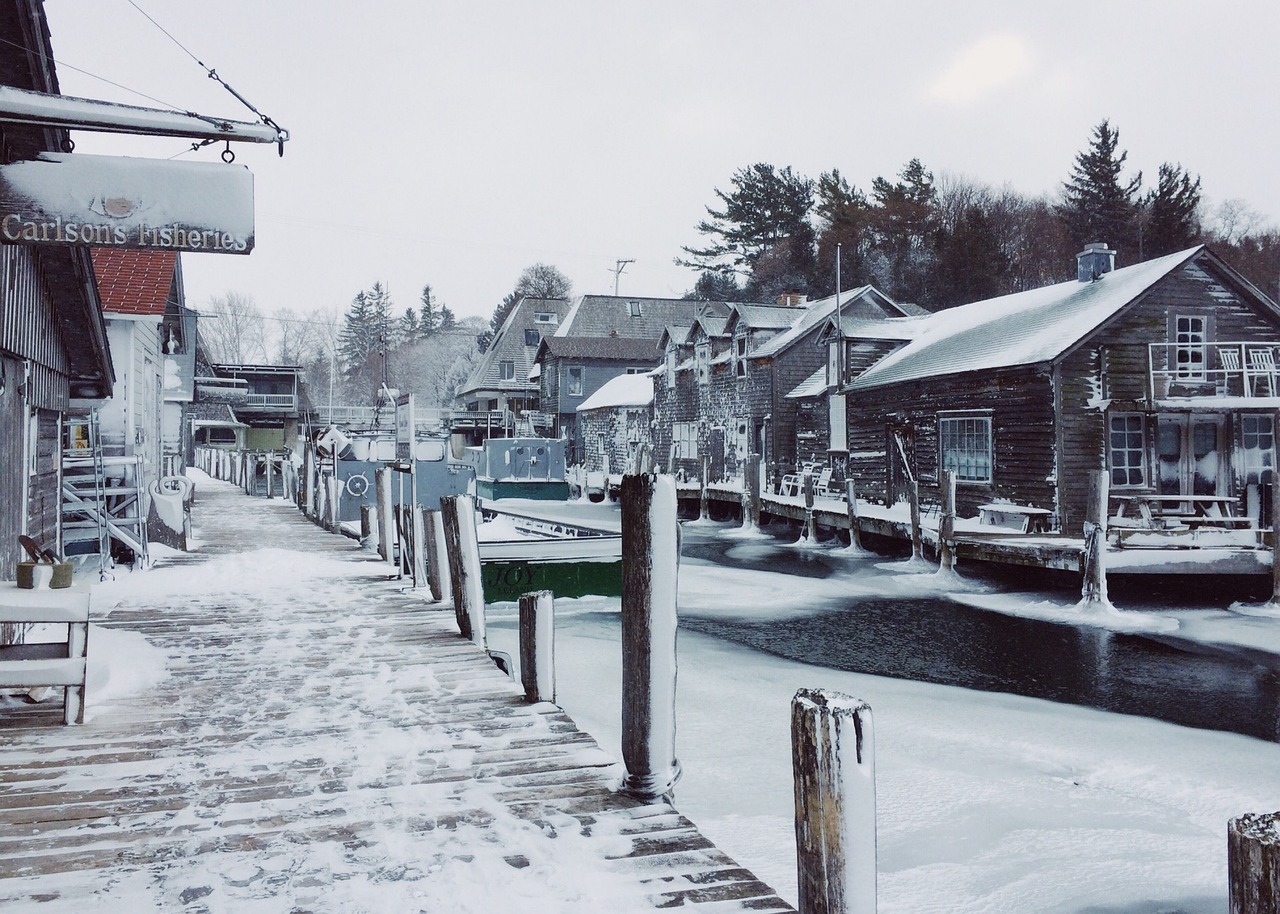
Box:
[843,243,1280,532]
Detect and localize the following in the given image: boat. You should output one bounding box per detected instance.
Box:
[476,506,622,602]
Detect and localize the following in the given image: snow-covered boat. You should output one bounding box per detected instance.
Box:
[476,507,622,601]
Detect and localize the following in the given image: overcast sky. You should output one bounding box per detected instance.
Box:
[41,1,1280,323]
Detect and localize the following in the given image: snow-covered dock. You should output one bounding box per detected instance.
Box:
[0,472,792,912]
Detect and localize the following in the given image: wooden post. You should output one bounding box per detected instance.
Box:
[792,688,876,914]
[620,473,681,801]
[441,494,486,647]
[700,454,710,521]
[265,453,275,499]
[411,504,427,586]
[845,477,865,552]
[802,470,816,541]
[1271,480,1280,605]
[361,504,378,552]
[519,590,555,703]
[424,508,450,604]
[302,448,314,517]
[1081,469,1110,605]
[376,467,395,564]
[908,479,923,562]
[744,453,761,529]
[1229,812,1280,914]
[938,469,957,572]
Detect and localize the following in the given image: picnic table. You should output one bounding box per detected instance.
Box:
[1111,494,1248,529]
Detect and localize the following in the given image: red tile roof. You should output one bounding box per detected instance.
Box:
[90,249,177,316]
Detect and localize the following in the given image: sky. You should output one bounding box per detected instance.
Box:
[39,1,1280,325]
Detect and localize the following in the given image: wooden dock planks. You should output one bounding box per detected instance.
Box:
[0,477,793,912]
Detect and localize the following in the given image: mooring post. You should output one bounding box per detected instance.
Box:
[802,470,816,540]
[1081,469,1110,605]
[908,479,923,561]
[360,504,378,553]
[1229,811,1280,914]
[265,453,275,499]
[700,454,711,521]
[519,590,555,703]
[424,508,450,604]
[375,468,395,564]
[744,453,762,529]
[620,473,681,801]
[411,504,427,586]
[792,688,877,914]
[441,494,486,647]
[939,469,957,571]
[845,477,864,551]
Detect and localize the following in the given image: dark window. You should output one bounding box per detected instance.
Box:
[525,329,540,346]
[1109,414,1145,487]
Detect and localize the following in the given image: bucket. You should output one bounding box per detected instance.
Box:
[17,561,74,589]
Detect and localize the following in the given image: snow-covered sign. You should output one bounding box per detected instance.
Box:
[0,152,254,254]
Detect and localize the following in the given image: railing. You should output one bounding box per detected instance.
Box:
[1149,341,1280,399]
[242,393,298,409]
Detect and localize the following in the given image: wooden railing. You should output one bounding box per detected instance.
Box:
[1149,341,1280,399]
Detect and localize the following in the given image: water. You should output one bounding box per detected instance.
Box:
[679,523,1280,742]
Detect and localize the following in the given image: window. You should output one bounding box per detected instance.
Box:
[666,345,677,389]
[625,366,647,375]
[695,341,710,385]
[534,312,556,324]
[1242,414,1275,485]
[525,329,540,347]
[1109,414,1146,487]
[734,336,748,378]
[1175,315,1206,379]
[629,300,642,317]
[672,421,698,459]
[939,414,992,484]
[567,366,583,397]
[499,360,515,380]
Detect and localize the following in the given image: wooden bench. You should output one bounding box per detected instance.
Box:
[0,583,90,725]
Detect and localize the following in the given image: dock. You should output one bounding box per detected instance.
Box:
[0,475,792,912]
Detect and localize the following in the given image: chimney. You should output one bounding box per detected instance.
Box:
[1077,242,1116,282]
[776,292,808,307]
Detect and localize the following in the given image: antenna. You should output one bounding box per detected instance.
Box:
[610,259,635,296]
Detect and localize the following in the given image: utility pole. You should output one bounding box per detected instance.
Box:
[611,259,635,296]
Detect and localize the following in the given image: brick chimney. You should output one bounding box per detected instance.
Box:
[1077,242,1116,282]
[776,292,808,307]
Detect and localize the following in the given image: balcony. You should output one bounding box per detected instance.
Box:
[1148,341,1280,401]
[242,393,298,410]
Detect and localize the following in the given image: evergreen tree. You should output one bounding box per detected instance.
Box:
[868,158,939,305]
[418,285,439,338]
[1142,162,1202,258]
[684,271,744,301]
[814,168,874,296]
[933,204,1011,308]
[438,304,457,333]
[400,306,419,341]
[1057,120,1143,255]
[677,163,816,293]
[338,282,395,394]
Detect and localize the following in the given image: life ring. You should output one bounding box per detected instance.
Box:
[345,473,370,498]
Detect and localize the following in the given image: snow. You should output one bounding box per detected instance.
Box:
[576,373,654,412]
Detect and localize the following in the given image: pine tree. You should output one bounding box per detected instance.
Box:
[869,158,939,305]
[418,285,439,338]
[438,304,457,333]
[814,168,874,296]
[400,306,419,341]
[933,205,1011,308]
[1142,162,1202,258]
[1057,120,1142,256]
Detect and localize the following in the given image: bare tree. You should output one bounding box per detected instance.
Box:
[200,292,268,364]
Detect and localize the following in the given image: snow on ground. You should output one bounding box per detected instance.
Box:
[481,517,1280,914]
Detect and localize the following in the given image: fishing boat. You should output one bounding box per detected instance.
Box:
[476,506,622,602]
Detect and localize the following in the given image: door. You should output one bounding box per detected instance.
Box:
[1156,415,1223,497]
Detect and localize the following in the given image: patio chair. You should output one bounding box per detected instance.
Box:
[1246,347,1278,396]
[1216,346,1244,396]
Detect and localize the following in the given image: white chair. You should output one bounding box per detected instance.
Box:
[1246,347,1278,396]
[1217,346,1245,396]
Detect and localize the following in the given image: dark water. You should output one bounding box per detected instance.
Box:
[679,524,1280,742]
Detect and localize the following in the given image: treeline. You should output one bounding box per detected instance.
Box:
[678,121,1280,310]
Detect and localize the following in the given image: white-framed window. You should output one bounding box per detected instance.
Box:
[625,366,647,375]
[566,366,583,397]
[1174,315,1207,379]
[629,300,642,318]
[666,345,677,389]
[672,421,698,459]
[695,341,710,385]
[938,414,992,484]
[499,360,515,381]
[734,336,748,378]
[1242,414,1275,485]
[534,312,556,324]
[1108,413,1146,487]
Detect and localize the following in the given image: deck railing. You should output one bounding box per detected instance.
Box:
[242,393,298,409]
[1148,341,1280,399]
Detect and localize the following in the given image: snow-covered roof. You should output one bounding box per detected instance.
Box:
[576,373,654,412]
[753,285,899,359]
[730,304,796,332]
[850,247,1204,391]
[785,365,828,400]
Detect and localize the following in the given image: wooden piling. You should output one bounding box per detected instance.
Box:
[1229,812,1280,914]
[424,508,450,604]
[845,477,864,551]
[519,590,555,703]
[700,455,710,521]
[620,473,681,801]
[360,504,378,551]
[792,688,876,914]
[802,470,816,541]
[410,504,427,586]
[1081,469,1109,605]
[1271,481,1280,605]
[265,453,275,499]
[375,468,395,564]
[908,479,923,561]
[441,494,486,647]
[744,453,761,529]
[939,469,957,571]
[302,448,314,517]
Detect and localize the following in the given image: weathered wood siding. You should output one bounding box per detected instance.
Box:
[0,353,23,585]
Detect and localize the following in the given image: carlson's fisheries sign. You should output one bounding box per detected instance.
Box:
[0,152,254,254]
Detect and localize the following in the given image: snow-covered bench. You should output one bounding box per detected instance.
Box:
[0,583,90,725]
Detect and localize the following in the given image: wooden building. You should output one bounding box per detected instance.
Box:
[843,243,1280,530]
[0,0,114,580]
[575,372,656,475]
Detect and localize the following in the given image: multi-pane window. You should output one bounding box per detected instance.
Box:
[1109,414,1145,487]
[566,366,583,397]
[1242,414,1275,485]
[534,312,556,324]
[672,422,698,459]
[939,415,992,484]
[735,336,748,377]
[1175,315,1206,379]
[695,342,710,385]
[499,360,515,381]
[524,329,540,346]
[666,346,677,389]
